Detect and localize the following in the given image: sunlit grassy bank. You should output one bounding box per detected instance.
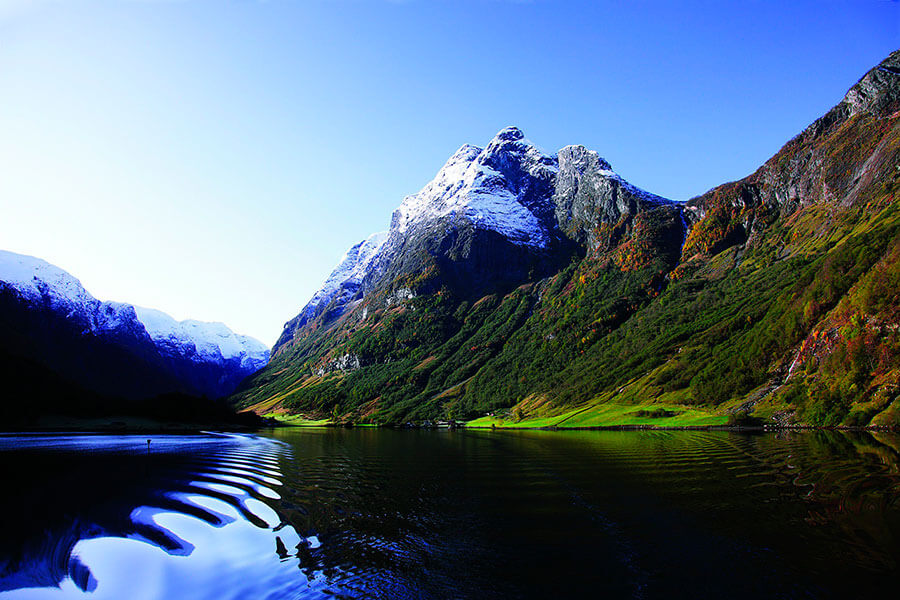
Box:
[467,401,729,429]
[263,413,332,427]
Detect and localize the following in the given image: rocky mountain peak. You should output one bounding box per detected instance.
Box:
[557,145,613,173]
[275,128,685,354]
[843,49,900,118]
[553,144,674,247]
[480,126,557,174]
[491,126,526,142]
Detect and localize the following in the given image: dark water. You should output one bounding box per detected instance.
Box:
[1,429,899,599]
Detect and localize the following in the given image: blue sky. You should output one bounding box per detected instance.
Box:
[0,0,896,345]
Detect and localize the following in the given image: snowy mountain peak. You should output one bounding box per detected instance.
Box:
[390,127,558,247]
[482,126,553,164]
[452,144,483,160]
[0,250,94,309]
[323,230,388,296]
[277,128,681,352]
[492,126,526,142]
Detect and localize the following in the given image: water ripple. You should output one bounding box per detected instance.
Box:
[0,432,308,599]
[2,429,900,598]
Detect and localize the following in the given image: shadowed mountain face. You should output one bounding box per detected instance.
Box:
[236,50,900,427]
[0,284,184,402]
[0,251,269,409]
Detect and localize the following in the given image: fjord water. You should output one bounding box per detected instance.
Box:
[1,430,899,599]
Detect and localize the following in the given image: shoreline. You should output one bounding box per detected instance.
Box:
[266,421,900,433]
[0,416,266,434]
[3,421,897,435]
[462,424,899,432]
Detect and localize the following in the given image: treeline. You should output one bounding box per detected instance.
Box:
[0,351,264,429]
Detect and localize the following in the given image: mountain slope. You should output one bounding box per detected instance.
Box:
[0,250,269,404]
[237,50,900,427]
[235,128,686,421]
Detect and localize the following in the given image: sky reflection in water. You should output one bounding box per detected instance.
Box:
[0,433,330,599]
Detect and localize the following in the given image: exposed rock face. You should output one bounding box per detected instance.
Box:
[330,353,362,374]
[0,250,269,400]
[682,50,900,259]
[554,145,674,248]
[275,232,388,350]
[844,51,900,118]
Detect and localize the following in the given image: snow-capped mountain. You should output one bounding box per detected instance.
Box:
[391,128,559,247]
[134,307,268,373]
[0,250,144,337]
[237,52,900,427]
[275,126,682,352]
[0,250,269,399]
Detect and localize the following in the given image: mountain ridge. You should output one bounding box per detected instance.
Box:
[0,249,269,402]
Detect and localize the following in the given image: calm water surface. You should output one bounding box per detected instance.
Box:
[1,428,899,598]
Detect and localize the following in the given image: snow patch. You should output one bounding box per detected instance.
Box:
[0,250,95,308]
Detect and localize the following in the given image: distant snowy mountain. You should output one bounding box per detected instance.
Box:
[135,306,268,372]
[0,250,269,400]
[0,250,140,335]
[134,306,269,398]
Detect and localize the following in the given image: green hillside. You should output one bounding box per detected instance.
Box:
[233,51,900,428]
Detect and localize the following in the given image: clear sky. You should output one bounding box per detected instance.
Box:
[0,0,896,346]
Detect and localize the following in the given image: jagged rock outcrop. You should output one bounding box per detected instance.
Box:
[844,51,900,118]
[682,50,900,259]
[554,144,676,248]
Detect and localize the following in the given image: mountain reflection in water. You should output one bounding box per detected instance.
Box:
[0,429,899,599]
